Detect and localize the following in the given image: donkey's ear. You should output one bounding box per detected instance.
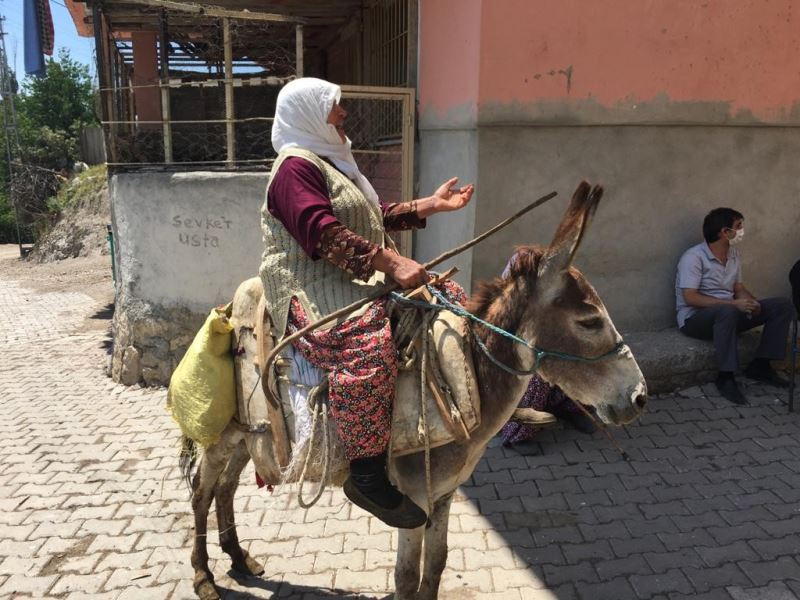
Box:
[538,181,602,283]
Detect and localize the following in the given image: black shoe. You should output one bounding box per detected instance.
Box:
[551,406,597,434]
[715,377,748,405]
[744,363,790,388]
[503,439,543,456]
[564,411,597,434]
[343,477,427,529]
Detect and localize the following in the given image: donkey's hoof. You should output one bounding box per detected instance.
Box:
[193,572,219,600]
[232,550,264,577]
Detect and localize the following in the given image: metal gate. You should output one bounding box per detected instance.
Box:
[341,85,415,256]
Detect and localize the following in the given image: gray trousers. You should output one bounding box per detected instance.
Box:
[680,297,794,373]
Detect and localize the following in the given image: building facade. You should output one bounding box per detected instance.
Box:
[70,0,800,385]
[417,0,800,332]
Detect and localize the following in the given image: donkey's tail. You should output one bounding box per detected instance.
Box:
[178,435,198,493]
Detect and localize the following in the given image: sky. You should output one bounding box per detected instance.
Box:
[1,0,96,83]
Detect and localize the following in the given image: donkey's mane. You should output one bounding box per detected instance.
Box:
[464,245,546,398]
[466,245,544,320]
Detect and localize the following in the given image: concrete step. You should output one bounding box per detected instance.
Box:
[625,327,763,394]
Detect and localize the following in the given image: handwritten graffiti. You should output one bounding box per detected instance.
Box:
[172,214,234,248]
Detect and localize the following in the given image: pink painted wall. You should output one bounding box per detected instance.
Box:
[420,0,800,124]
[418,0,482,125]
[131,32,162,124]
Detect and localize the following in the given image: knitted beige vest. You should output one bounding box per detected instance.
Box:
[259,148,386,339]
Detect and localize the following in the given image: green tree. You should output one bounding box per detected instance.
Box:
[18,49,97,138]
[0,50,98,243]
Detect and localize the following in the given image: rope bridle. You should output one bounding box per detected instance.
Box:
[390,284,633,461]
[390,285,628,377]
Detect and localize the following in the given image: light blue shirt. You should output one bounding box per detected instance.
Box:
[675,242,742,328]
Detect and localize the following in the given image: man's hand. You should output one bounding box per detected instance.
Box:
[372,249,430,289]
[733,298,760,314]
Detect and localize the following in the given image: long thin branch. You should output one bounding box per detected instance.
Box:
[261,190,558,407]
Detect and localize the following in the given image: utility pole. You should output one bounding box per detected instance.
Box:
[0,14,24,256]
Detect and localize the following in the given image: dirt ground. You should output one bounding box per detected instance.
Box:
[0,244,114,301]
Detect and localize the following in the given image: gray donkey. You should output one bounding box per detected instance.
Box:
[185,181,647,600]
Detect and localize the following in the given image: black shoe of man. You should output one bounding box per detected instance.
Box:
[743,362,790,388]
[714,376,748,406]
[563,411,597,434]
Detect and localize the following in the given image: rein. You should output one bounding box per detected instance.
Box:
[390,285,627,377]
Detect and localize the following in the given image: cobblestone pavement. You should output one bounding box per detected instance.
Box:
[2,259,800,600]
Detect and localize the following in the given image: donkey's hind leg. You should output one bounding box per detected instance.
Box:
[215,438,264,577]
[191,426,242,600]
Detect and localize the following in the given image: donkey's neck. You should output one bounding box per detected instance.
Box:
[468,277,536,440]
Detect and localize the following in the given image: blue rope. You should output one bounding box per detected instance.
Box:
[390,285,625,376]
[390,289,532,347]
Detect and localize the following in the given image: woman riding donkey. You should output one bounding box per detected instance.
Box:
[260,78,474,529]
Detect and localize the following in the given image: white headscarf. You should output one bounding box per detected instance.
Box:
[271,77,380,206]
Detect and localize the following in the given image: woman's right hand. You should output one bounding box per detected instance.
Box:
[372,249,430,289]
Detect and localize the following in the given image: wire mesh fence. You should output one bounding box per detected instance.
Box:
[341,93,406,203]
[340,87,414,254]
[98,5,300,169]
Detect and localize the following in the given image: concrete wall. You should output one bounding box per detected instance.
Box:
[109,172,267,385]
[417,0,800,331]
[111,172,267,312]
[474,126,800,332]
[478,0,800,125]
[414,129,478,289]
[416,0,482,289]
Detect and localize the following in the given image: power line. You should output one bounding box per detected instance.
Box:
[0,13,25,255]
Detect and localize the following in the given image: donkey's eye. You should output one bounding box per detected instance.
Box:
[577,317,604,330]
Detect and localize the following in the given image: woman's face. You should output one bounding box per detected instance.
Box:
[326,102,348,143]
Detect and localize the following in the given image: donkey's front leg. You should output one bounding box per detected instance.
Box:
[417,492,454,600]
[395,525,424,599]
[215,439,264,577]
[191,426,242,600]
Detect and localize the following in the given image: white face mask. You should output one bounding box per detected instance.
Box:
[728,228,744,245]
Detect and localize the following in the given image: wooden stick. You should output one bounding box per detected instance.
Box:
[405,266,458,299]
[261,190,558,406]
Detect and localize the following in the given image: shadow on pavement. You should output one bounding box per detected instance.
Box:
[217,572,393,599]
[458,381,800,599]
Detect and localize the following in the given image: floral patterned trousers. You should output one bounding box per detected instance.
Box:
[286,280,466,461]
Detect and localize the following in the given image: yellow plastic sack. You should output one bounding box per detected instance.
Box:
[167,303,236,448]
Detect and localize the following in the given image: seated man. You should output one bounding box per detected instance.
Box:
[675,207,793,405]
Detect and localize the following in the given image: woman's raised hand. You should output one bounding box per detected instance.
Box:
[432,178,475,213]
